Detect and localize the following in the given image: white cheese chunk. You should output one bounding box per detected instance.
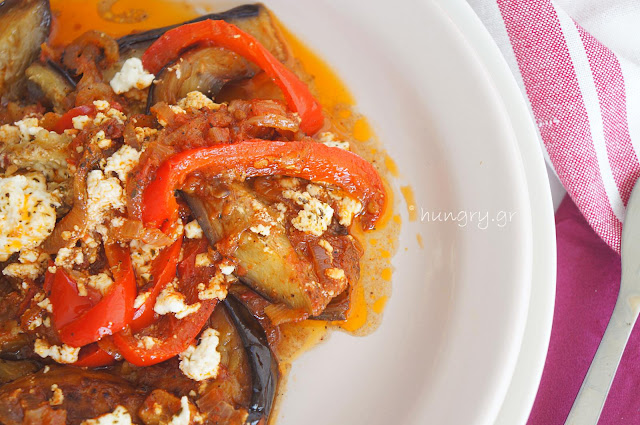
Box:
[249,223,271,237]
[184,220,203,239]
[110,58,155,94]
[72,115,92,130]
[318,131,350,150]
[0,174,59,261]
[3,248,49,280]
[34,338,80,364]
[104,145,141,182]
[86,169,125,229]
[130,239,159,282]
[50,384,64,406]
[330,193,363,227]
[134,291,151,309]
[15,117,45,140]
[80,406,132,425]
[177,91,220,111]
[283,190,334,237]
[87,273,114,296]
[179,328,221,381]
[154,280,201,319]
[197,272,228,301]
[168,396,191,425]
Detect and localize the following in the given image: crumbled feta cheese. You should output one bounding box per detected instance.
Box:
[274,202,287,223]
[86,169,125,229]
[0,174,59,261]
[278,177,301,189]
[318,239,333,253]
[110,58,155,94]
[93,100,110,112]
[15,117,45,140]
[130,240,159,282]
[72,115,92,130]
[80,406,132,425]
[134,291,150,309]
[104,145,141,181]
[50,384,64,406]
[184,220,203,239]
[169,105,187,115]
[3,248,49,280]
[138,336,160,349]
[34,338,80,364]
[28,316,43,331]
[195,253,212,267]
[219,263,235,276]
[197,272,228,301]
[179,328,221,381]
[91,130,112,149]
[154,280,201,319]
[111,216,125,228]
[328,192,363,227]
[87,273,114,296]
[93,107,127,126]
[318,132,350,150]
[168,396,191,425]
[55,247,85,267]
[134,126,157,144]
[37,297,53,313]
[325,268,346,281]
[177,91,220,111]
[249,223,271,237]
[283,190,334,237]
[305,184,324,198]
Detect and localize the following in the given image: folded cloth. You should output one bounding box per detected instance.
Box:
[526,196,640,424]
[467,0,640,253]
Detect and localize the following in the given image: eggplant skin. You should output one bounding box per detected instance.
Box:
[224,295,278,425]
[0,367,147,425]
[153,47,257,105]
[0,0,51,102]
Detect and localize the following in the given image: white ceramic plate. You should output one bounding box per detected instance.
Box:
[190,0,556,423]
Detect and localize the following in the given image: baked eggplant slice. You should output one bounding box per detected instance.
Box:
[151,47,258,106]
[0,367,147,424]
[0,0,51,102]
[112,3,289,110]
[25,62,75,113]
[181,185,333,316]
[117,4,262,51]
[224,295,278,425]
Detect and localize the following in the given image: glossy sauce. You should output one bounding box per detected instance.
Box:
[49,0,399,377]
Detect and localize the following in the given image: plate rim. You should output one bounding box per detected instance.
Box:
[436,0,557,423]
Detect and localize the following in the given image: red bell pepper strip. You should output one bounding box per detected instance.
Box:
[141,140,387,230]
[73,343,115,367]
[56,243,137,347]
[53,105,96,134]
[141,20,324,135]
[49,268,94,330]
[130,237,183,332]
[113,240,216,366]
[112,300,217,367]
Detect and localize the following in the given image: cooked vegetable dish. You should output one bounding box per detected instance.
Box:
[0,1,392,424]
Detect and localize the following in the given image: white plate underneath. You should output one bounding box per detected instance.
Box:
[188,0,556,423]
[439,1,557,423]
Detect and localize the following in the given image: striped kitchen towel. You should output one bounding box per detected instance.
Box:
[467,0,640,253]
